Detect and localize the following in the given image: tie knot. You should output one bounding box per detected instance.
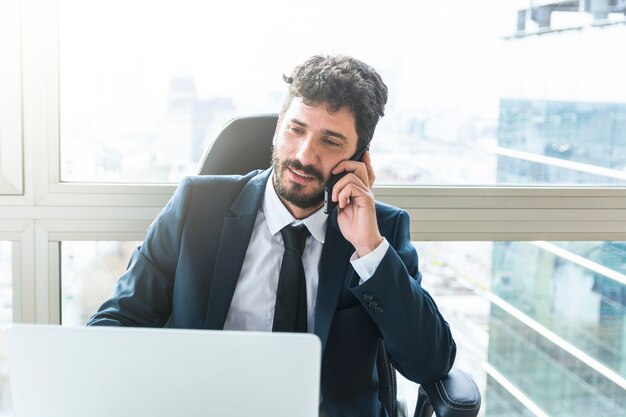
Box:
[280,225,310,254]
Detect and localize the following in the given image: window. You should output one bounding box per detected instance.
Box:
[59,1,626,186]
[407,241,626,416]
[61,241,140,326]
[1,1,625,416]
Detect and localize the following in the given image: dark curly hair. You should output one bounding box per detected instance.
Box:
[280,55,388,149]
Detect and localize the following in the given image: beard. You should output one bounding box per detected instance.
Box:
[271,147,326,210]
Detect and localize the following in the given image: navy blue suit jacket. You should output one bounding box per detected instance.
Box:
[88,169,456,417]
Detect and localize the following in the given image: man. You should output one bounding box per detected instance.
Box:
[88,55,456,417]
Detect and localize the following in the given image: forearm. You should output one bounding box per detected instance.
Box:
[350,209,456,383]
[87,178,192,328]
[351,247,456,383]
[86,248,174,327]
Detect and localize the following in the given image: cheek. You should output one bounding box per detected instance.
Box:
[274,132,297,154]
[320,161,339,180]
[272,140,290,160]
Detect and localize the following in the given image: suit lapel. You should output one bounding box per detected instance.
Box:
[204,170,270,329]
[314,212,353,350]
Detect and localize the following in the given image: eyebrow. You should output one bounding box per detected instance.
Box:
[290,118,349,142]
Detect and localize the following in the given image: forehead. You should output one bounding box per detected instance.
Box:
[283,98,358,144]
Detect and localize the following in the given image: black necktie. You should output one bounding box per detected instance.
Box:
[273,225,310,333]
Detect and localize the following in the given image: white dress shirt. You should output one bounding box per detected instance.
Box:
[223,173,389,333]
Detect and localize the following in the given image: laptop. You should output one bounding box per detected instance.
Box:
[6,324,321,417]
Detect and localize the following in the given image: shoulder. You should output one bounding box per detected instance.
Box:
[172,169,267,212]
[375,200,407,222]
[177,169,264,198]
[183,169,263,190]
[374,200,411,242]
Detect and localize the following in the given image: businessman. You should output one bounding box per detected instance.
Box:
[88,54,456,417]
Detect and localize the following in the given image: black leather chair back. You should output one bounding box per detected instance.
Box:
[197,113,278,175]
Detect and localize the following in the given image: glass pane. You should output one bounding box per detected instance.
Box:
[61,241,140,326]
[490,241,626,416]
[411,241,626,417]
[60,1,626,185]
[0,242,12,416]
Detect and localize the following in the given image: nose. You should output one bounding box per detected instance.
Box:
[295,137,317,166]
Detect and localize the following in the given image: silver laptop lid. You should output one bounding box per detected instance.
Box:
[7,324,321,417]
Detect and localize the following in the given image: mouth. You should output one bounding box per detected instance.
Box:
[287,167,317,184]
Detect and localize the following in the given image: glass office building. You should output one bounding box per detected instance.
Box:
[485,2,626,413]
[485,95,626,414]
[487,241,625,416]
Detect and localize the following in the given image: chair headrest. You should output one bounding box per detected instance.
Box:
[198,113,278,176]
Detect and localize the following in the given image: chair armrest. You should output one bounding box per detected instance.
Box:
[414,369,481,417]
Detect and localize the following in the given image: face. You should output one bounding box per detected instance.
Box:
[272,97,358,218]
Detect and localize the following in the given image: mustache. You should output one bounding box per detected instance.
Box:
[281,159,324,182]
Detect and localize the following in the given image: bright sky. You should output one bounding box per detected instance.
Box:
[54,0,626,183]
[57,0,626,143]
[59,0,519,138]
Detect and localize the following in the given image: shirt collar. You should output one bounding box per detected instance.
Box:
[263,171,327,244]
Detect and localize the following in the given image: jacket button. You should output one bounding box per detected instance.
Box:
[363,293,374,301]
[374,306,384,313]
[368,301,378,308]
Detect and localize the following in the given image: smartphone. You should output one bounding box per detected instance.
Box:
[324,144,369,214]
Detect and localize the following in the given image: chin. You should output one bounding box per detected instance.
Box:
[278,180,324,210]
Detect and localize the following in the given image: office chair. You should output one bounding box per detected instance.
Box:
[197,114,482,417]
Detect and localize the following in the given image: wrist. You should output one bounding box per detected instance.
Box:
[354,236,384,258]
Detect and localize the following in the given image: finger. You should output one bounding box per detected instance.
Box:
[362,151,376,188]
[331,160,370,189]
[332,172,367,203]
[336,182,372,209]
[338,184,372,210]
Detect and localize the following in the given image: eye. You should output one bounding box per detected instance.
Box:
[323,138,341,148]
[288,125,305,135]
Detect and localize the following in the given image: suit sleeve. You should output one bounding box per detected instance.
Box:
[86,177,193,327]
[350,209,457,384]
